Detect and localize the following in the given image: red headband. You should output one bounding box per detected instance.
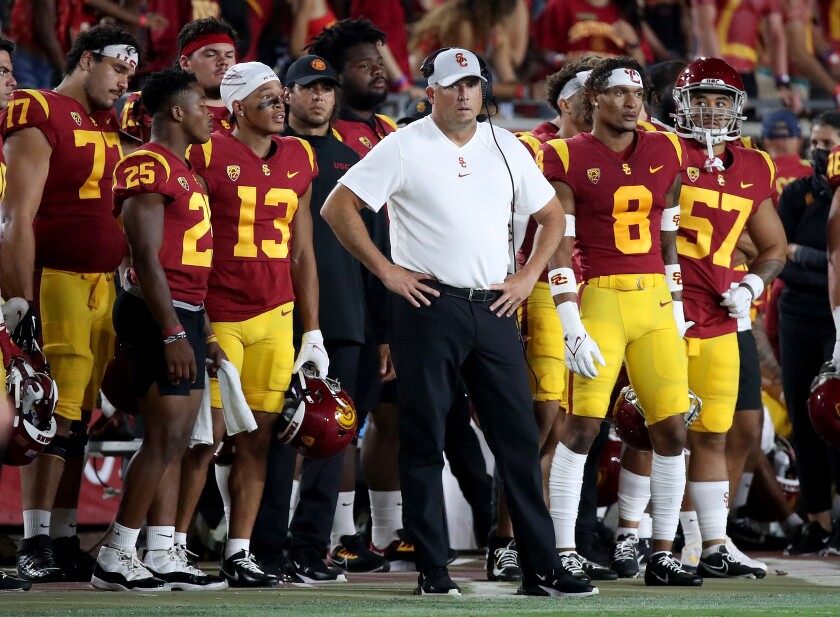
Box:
[180,33,236,59]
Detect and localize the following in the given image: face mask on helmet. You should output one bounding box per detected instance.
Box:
[276,369,357,459]
[611,386,702,451]
[672,58,747,150]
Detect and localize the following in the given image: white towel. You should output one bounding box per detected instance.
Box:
[189,370,214,448]
[218,359,257,435]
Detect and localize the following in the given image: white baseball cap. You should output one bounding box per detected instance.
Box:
[427,48,487,87]
[221,62,280,112]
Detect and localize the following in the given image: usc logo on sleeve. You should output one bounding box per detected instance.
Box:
[549,271,569,286]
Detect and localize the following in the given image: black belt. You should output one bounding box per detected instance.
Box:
[436,282,502,303]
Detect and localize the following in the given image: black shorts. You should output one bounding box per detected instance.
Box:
[113,292,206,398]
[735,329,762,411]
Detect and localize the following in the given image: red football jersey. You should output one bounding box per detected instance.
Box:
[209,105,233,133]
[818,0,840,54]
[334,114,397,158]
[677,140,776,338]
[0,134,6,204]
[539,130,683,281]
[535,0,639,61]
[144,0,222,73]
[113,143,213,305]
[531,121,560,139]
[2,89,126,273]
[189,131,318,321]
[826,144,840,191]
[772,154,812,205]
[694,0,780,73]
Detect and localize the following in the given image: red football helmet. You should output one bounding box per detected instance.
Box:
[612,386,702,451]
[597,432,622,507]
[276,370,357,459]
[673,57,747,145]
[0,327,57,466]
[771,435,800,509]
[100,338,139,416]
[807,362,840,448]
[119,91,151,142]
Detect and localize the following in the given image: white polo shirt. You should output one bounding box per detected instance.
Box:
[338,116,555,289]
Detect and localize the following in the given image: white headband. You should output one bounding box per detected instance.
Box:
[605,68,643,89]
[96,44,138,69]
[558,70,593,101]
[220,62,280,112]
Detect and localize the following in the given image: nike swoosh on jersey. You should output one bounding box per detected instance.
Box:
[287,171,299,178]
[649,165,664,173]
[458,173,472,178]
[740,182,753,188]
[660,300,672,307]
[281,309,293,316]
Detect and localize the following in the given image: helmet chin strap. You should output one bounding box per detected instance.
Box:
[703,129,725,172]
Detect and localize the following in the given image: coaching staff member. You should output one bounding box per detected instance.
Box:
[322,47,595,598]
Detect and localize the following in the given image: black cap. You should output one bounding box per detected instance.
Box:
[285,54,339,87]
[397,98,432,125]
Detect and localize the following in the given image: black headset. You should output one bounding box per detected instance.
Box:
[420,47,495,121]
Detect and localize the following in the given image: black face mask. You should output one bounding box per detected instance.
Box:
[810,147,830,177]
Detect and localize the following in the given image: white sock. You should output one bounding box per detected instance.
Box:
[174,531,188,547]
[225,538,250,559]
[650,453,686,541]
[110,522,139,552]
[23,510,51,539]
[679,510,702,546]
[145,525,176,552]
[548,442,587,549]
[688,480,729,544]
[215,463,232,530]
[638,512,652,539]
[290,479,301,520]
[731,472,753,510]
[369,490,402,549]
[618,468,651,524]
[701,543,725,558]
[50,508,77,539]
[330,491,357,550]
[615,526,639,540]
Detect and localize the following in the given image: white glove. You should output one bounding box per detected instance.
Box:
[0,297,28,332]
[672,300,694,338]
[556,302,606,379]
[292,330,330,378]
[720,286,752,320]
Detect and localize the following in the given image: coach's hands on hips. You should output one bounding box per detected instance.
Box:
[381,264,440,307]
[293,329,330,378]
[166,338,197,385]
[489,270,539,317]
[556,301,606,379]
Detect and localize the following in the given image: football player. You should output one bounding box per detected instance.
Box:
[670,57,785,577]
[176,61,322,587]
[177,17,238,132]
[0,25,137,584]
[541,56,702,587]
[92,67,223,592]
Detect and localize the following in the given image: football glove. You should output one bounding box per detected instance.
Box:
[672,300,694,338]
[293,329,330,378]
[720,286,752,320]
[9,300,41,358]
[556,302,605,379]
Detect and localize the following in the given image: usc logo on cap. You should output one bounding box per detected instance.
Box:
[455,52,468,67]
[311,58,326,71]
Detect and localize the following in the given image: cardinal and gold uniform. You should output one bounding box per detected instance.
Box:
[2,89,125,421]
[189,131,317,412]
[539,129,689,423]
[112,142,213,394]
[678,141,776,432]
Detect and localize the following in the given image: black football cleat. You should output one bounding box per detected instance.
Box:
[644,551,703,587]
[16,535,66,583]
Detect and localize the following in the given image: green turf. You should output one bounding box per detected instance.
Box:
[2,576,840,617]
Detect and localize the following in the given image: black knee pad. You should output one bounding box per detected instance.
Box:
[42,434,69,461]
[65,420,89,457]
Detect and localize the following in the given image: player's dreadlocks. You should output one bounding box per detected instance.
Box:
[581,56,647,119]
[306,18,386,74]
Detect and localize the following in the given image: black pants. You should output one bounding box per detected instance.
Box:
[252,343,361,558]
[778,311,840,514]
[391,289,559,578]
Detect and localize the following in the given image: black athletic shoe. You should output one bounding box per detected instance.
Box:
[557,552,591,583]
[221,549,279,588]
[825,520,840,556]
[727,517,766,550]
[90,546,168,592]
[372,529,416,572]
[637,537,652,568]
[579,554,618,581]
[784,521,831,556]
[610,534,640,579]
[16,535,66,582]
[256,554,298,584]
[327,533,390,573]
[698,546,766,579]
[143,547,228,591]
[0,571,32,592]
[644,551,703,587]
[486,537,522,582]
[289,550,347,583]
[415,567,460,596]
[517,569,598,597]
[52,535,96,582]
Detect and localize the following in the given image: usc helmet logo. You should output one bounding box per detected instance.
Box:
[455,52,469,67]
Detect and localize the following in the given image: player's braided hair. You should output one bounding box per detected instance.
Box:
[0,36,16,57]
[140,68,198,118]
[65,24,139,76]
[177,17,240,56]
[545,55,601,114]
[305,18,386,74]
[581,56,647,120]
[813,110,840,132]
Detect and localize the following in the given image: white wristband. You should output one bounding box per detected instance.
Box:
[661,205,681,231]
[548,268,577,296]
[664,264,683,292]
[556,300,583,332]
[739,273,765,300]
[564,214,576,237]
